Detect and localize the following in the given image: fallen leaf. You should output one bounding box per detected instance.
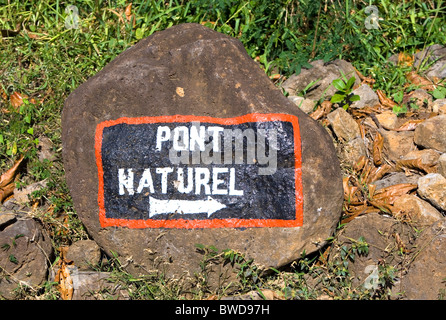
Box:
[343,176,361,202]
[398,52,414,67]
[0,183,15,204]
[0,156,24,203]
[354,67,375,86]
[376,89,397,109]
[55,263,73,300]
[394,119,424,131]
[342,204,376,224]
[10,91,24,109]
[367,164,392,184]
[310,100,332,120]
[371,183,417,204]
[125,3,133,21]
[395,158,437,174]
[55,246,74,300]
[406,71,436,91]
[372,132,384,166]
[353,155,367,172]
[125,3,135,26]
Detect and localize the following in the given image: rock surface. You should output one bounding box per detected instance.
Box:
[66,240,102,271]
[326,107,361,142]
[400,218,446,299]
[62,23,343,280]
[393,194,443,226]
[334,213,415,294]
[417,173,446,211]
[0,213,53,299]
[281,59,360,100]
[414,115,446,153]
[350,84,379,109]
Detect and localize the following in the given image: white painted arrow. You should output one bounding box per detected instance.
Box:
[149,196,226,218]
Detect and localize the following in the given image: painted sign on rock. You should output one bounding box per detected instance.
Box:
[95,113,303,229]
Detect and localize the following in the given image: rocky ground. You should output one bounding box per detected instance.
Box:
[1,44,446,300]
[279,44,446,300]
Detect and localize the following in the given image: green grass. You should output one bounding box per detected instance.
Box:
[1,0,445,299]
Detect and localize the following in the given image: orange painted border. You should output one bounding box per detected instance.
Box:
[95,113,303,229]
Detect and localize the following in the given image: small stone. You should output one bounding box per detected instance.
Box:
[326,107,361,142]
[414,115,446,153]
[413,44,446,79]
[432,99,446,114]
[402,149,441,167]
[350,84,379,109]
[341,137,367,167]
[375,111,398,130]
[393,194,443,226]
[381,130,417,161]
[417,173,446,211]
[438,153,446,177]
[66,240,102,270]
[37,136,56,162]
[287,96,315,114]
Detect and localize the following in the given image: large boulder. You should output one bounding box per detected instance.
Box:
[61,23,343,279]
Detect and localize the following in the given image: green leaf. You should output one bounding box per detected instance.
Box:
[432,87,446,99]
[332,79,346,91]
[331,93,345,103]
[350,94,360,102]
[135,28,144,40]
[9,254,18,264]
[393,91,404,103]
[346,76,356,90]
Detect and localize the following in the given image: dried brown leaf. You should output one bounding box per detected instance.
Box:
[406,71,436,91]
[0,156,24,202]
[341,205,377,224]
[368,199,394,214]
[310,100,332,120]
[376,89,397,109]
[372,132,384,166]
[55,263,73,300]
[10,91,24,109]
[354,66,375,85]
[125,3,133,21]
[0,156,24,188]
[372,183,417,204]
[0,183,15,203]
[395,158,437,174]
[367,164,392,184]
[353,155,367,172]
[394,119,424,131]
[398,52,414,67]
